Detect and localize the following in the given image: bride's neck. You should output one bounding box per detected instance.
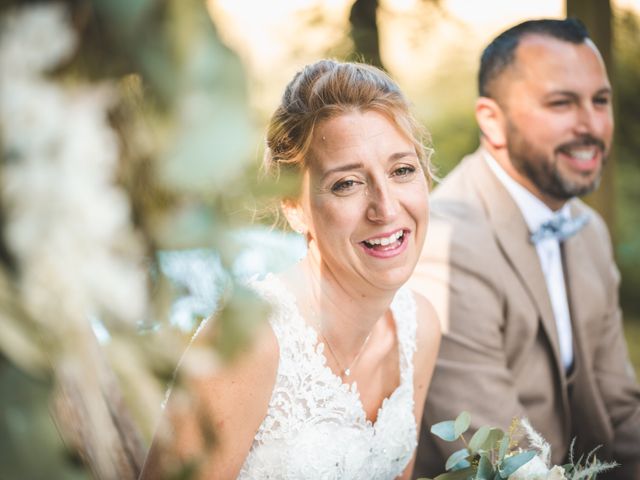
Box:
[287,255,394,346]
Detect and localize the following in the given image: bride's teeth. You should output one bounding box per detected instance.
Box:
[365,230,403,247]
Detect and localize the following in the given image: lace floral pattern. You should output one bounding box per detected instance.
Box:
[238,274,418,480]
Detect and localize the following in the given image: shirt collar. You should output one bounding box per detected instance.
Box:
[483,151,571,234]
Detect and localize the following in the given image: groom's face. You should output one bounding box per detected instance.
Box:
[499,35,613,204]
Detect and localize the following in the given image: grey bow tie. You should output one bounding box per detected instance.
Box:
[530,213,590,244]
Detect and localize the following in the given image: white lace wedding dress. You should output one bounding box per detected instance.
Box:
[238,274,418,480]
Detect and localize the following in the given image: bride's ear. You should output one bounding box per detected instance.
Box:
[281,198,307,235]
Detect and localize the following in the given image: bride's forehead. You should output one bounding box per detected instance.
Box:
[314,111,395,140]
[310,113,407,161]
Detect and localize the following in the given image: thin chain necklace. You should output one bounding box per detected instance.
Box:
[305,268,373,377]
[319,327,372,377]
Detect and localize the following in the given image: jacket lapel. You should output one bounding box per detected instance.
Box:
[562,203,616,449]
[562,202,593,335]
[562,202,600,377]
[468,150,569,392]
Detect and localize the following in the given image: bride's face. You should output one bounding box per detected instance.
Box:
[292,109,429,293]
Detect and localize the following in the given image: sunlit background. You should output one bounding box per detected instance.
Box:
[208,0,639,113]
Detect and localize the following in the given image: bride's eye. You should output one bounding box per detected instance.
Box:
[331,178,362,194]
[392,165,417,181]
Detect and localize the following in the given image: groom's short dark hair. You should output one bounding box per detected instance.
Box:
[478,18,590,98]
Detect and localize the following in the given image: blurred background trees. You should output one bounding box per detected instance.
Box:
[0,0,638,478]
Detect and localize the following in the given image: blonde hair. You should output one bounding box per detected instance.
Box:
[263,59,434,183]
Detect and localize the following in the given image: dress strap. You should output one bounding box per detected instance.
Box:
[390,287,417,384]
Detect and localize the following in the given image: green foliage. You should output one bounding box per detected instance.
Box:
[446,448,472,471]
[423,412,534,480]
[497,433,510,462]
[433,466,477,480]
[476,454,493,479]
[455,410,471,437]
[431,419,461,442]
[468,426,491,452]
[613,8,640,318]
[423,414,619,480]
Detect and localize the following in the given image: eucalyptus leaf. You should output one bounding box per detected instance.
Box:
[451,459,471,471]
[477,453,494,479]
[445,448,470,471]
[498,434,510,461]
[483,428,505,451]
[468,425,490,453]
[454,411,471,437]
[434,466,476,480]
[431,420,458,442]
[499,450,536,477]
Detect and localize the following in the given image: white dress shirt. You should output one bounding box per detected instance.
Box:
[485,153,574,370]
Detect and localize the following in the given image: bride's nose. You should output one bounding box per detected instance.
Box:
[366,182,399,223]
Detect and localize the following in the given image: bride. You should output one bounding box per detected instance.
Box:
[140,59,441,479]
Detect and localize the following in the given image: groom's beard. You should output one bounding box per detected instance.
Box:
[506,121,607,201]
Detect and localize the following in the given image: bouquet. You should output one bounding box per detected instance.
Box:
[420,412,618,480]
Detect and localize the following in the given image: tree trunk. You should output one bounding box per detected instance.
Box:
[566,0,616,240]
[349,0,384,69]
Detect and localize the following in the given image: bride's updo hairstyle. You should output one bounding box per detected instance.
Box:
[263,59,433,184]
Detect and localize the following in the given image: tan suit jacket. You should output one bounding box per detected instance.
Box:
[410,148,640,479]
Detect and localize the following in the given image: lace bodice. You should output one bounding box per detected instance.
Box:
[238,274,418,480]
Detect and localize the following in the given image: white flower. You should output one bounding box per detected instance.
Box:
[547,466,567,480]
[509,456,567,480]
[0,4,75,76]
[509,455,550,480]
[508,418,568,480]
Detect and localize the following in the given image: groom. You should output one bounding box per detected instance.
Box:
[410,18,640,479]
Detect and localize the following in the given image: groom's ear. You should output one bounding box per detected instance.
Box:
[476,97,507,148]
[281,198,307,235]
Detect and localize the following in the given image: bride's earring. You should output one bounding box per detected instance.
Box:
[281,198,308,236]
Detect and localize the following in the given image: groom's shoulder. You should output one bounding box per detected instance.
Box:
[430,152,490,228]
[432,149,485,199]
